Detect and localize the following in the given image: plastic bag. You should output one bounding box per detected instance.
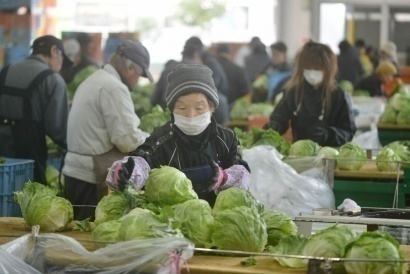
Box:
[352,125,382,151]
[282,155,324,174]
[1,228,194,274]
[243,146,335,217]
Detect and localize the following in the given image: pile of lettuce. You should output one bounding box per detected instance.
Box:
[267,224,403,273]
[131,83,155,117]
[336,142,367,171]
[380,86,410,124]
[234,127,291,155]
[376,141,410,171]
[139,105,171,134]
[93,168,273,253]
[230,98,274,120]
[14,182,73,231]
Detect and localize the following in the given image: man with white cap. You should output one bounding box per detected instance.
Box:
[106,64,250,207]
[63,40,153,220]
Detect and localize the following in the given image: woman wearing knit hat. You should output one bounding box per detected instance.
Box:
[105,63,250,206]
[356,61,403,97]
[380,41,400,75]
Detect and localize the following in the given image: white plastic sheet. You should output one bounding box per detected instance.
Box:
[243,146,335,217]
[1,229,194,274]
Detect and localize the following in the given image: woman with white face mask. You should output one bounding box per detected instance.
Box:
[106,64,250,206]
[264,42,356,146]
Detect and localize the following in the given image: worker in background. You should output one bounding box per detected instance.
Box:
[337,40,363,86]
[355,39,374,77]
[233,36,261,68]
[0,35,72,183]
[244,41,270,84]
[264,42,356,147]
[151,36,230,125]
[356,61,402,97]
[252,41,293,103]
[63,40,152,220]
[215,43,250,105]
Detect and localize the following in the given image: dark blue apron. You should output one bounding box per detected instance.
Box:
[181,165,217,207]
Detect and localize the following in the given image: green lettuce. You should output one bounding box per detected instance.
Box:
[379,107,397,124]
[94,191,126,227]
[302,224,356,258]
[172,199,214,247]
[145,166,198,206]
[210,206,267,252]
[344,231,403,274]
[212,187,264,216]
[376,147,401,172]
[318,146,339,158]
[268,235,308,268]
[92,219,122,248]
[262,210,298,246]
[336,142,367,170]
[119,209,183,241]
[289,140,320,157]
[14,182,73,231]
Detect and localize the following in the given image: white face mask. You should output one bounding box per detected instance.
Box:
[303,69,324,86]
[173,112,211,136]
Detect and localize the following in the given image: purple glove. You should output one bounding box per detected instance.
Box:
[208,161,227,192]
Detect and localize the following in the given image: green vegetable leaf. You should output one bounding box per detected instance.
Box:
[241,256,257,266]
[73,217,91,232]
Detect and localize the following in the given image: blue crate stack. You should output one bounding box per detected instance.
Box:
[0,158,34,217]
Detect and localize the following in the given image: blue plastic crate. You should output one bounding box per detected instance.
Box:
[0,158,34,217]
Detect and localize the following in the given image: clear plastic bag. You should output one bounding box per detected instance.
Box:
[352,125,382,151]
[242,146,335,217]
[1,227,194,274]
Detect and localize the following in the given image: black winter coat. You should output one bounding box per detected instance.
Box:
[131,117,246,170]
[264,82,356,147]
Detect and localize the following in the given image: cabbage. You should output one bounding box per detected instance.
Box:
[172,199,213,247]
[252,74,269,90]
[262,210,298,246]
[289,140,320,157]
[386,141,410,164]
[339,80,354,95]
[119,209,183,241]
[210,206,267,252]
[302,224,355,258]
[139,105,171,134]
[145,166,198,206]
[396,109,410,124]
[344,231,403,274]
[94,191,126,227]
[317,146,339,158]
[92,220,122,248]
[389,91,410,111]
[14,182,73,231]
[336,142,367,170]
[376,147,401,172]
[268,235,308,268]
[212,187,264,216]
[379,107,397,124]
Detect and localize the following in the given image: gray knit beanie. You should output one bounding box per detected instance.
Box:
[166,63,219,110]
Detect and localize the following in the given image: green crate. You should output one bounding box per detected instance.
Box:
[333,179,408,208]
[377,126,410,146]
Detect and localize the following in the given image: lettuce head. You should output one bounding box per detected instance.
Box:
[145,166,198,206]
[289,140,320,157]
[212,187,264,216]
[376,147,401,172]
[336,142,367,170]
[210,206,267,252]
[344,231,403,274]
[262,210,298,246]
[172,199,214,247]
[94,191,126,227]
[14,182,73,231]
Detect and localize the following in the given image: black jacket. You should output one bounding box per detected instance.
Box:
[131,117,246,170]
[216,56,250,104]
[355,74,383,97]
[265,82,356,147]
